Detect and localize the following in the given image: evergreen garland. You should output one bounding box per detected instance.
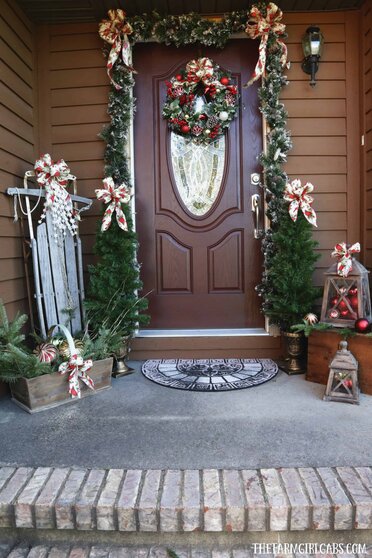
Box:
[256,23,320,330]
[93,4,320,333]
[85,53,149,336]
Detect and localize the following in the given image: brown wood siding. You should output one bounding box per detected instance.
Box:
[362,0,372,268]
[35,23,108,273]
[283,12,361,286]
[0,0,36,318]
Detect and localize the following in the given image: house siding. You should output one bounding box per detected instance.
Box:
[362,0,372,268]
[284,12,360,286]
[0,0,37,318]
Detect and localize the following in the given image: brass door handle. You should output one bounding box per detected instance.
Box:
[251,194,263,239]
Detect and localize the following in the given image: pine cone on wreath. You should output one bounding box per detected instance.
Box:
[206,115,219,129]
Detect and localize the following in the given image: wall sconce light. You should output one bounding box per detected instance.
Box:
[301,26,324,87]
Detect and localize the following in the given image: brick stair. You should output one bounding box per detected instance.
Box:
[1,543,371,558]
[2,466,372,554]
[0,466,372,535]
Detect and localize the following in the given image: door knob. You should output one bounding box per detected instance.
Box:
[251,194,263,239]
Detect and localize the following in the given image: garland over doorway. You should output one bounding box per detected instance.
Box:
[89,2,319,334]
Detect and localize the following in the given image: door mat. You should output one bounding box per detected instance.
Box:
[141,359,279,391]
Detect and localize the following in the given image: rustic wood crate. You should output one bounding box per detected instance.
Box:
[10,357,113,413]
[307,331,372,395]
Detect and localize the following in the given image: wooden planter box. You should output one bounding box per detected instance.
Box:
[10,357,113,413]
[307,331,372,395]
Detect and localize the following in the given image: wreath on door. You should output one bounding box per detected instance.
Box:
[162,57,239,144]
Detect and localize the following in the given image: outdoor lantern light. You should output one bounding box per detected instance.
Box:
[301,26,324,86]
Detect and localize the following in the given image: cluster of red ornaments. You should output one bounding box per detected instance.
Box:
[328,287,358,321]
[328,287,370,332]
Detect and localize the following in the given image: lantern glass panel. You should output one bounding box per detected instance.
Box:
[320,260,372,327]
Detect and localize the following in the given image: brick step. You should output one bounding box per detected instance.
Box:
[0,466,372,534]
[0,543,370,558]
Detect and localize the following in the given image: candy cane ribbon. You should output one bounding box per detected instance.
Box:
[99,9,136,90]
[332,242,361,277]
[59,352,94,399]
[245,3,287,87]
[95,177,131,232]
[283,179,317,227]
[186,57,214,84]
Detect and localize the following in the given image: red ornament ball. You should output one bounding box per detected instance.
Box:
[349,287,358,296]
[345,379,353,389]
[355,318,370,333]
[330,296,339,307]
[220,76,230,85]
[199,114,207,120]
[329,308,340,319]
[338,300,348,312]
[340,309,349,318]
[181,124,190,133]
[348,295,359,310]
[175,73,183,81]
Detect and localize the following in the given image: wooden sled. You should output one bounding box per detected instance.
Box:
[7,174,92,338]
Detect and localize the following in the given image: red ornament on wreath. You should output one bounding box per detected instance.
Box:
[162,57,239,144]
[355,318,370,333]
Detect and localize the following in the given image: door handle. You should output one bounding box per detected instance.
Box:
[251,194,263,239]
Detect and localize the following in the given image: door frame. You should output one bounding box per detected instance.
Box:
[129,34,273,338]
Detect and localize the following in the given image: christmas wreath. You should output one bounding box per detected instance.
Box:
[162,57,239,144]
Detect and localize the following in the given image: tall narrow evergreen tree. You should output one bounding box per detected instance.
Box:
[256,10,320,330]
[85,54,149,336]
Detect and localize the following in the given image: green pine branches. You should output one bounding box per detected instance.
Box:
[85,56,149,337]
[256,24,320,330]
[0,300,50,383]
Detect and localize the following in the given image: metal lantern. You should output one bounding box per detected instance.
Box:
[320,260,372,328]
[301,26,324,86]
[324,340,359,405]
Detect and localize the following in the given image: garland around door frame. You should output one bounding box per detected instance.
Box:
[96,3,313,331]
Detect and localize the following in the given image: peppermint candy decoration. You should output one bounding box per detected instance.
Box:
[283,179,317,227]
[95,177,131,232]
[34,154,78,241]
[332,242,361,278]
[33,343,58,363]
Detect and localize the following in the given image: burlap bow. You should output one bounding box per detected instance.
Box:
[283,179,317,227]
[95,177,131,232]
[59,351,94,399]
[186,57,214,84]
[99,9,136,90]
[245,2,288,87]
[332,242,361,277]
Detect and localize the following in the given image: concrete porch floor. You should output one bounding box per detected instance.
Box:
[0,362,372,470]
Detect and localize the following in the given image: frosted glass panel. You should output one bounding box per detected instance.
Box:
[170,133,226,216]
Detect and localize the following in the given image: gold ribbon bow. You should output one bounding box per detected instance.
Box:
[245,3,288,87]
[99,9,136,90]
[185,57,214,84]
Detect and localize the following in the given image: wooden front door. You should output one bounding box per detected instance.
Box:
[134,41,263,329]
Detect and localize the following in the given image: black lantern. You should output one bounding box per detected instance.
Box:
[301,26,324,87]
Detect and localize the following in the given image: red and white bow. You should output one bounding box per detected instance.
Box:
[332,242,361,277]
[186,57,214,84]
[283,179,317,227]
[34,154,78,238]
[95,177,131,232]
[99,9,136,90]
[245,3,288,87]
[34,153,76,187]
[59,352,94,399]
